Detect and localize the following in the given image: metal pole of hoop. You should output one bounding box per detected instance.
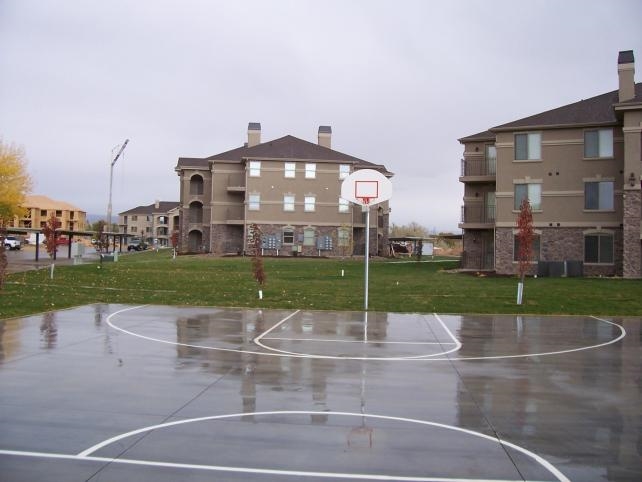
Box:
[362,199,371,311]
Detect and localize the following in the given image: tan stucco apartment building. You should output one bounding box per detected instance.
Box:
[175,124,392,256]
[10,194,86,232]
[119,201,180,247]
[459,51,641,278]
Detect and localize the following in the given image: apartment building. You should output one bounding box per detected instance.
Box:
[459,50,641,278]
[174,124,392,256]
[9,195,86,232]
[118,201,180,247]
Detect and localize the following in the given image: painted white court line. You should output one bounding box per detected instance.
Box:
[263,337,457,346]
[106,306,626,362]
[253,312,462,360]
[68,410,568,482]
[448,315,626,361]
[0,450,557,482]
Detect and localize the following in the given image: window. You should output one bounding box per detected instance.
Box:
[248,194,260,210]
[283,195,295,212]
[584,129,613,158]
[338,227,350,247]
[515,133,541,160]
[40,210,47,217]
[513,234,541,262]
[304,196,316,212]
[249,161,261,177]
[190,174,204,195]
[339,164,350,179]
[585,181,614,210]
[131,226,137,233]
[339,198,350,213]
[284,162,296,178]
[303,228,315,246]
[485,145,497,174]
[283,228,294,244]
[131,215,138,221]
[514,183,541,210]
[585,233,613,263]
[305,163,316,179]
[189,202,203,223]
[56,210,62,217]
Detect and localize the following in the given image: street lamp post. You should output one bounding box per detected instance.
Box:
[106,139,129,230]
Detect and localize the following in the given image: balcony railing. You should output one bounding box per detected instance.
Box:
[460,205,496,224]
[460,251,495,270]
[460,158,496,177]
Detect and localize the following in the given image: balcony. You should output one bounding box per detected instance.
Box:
[459,204,495,228]
[226,174,246,192]
[226,205,245,224]
[460,251,495,270]
[459,158,496,183]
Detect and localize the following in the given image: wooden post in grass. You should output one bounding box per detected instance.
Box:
[516,198,534,305]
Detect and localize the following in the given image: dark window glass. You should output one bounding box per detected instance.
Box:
[515,134,527,160]
[584,131,598,157]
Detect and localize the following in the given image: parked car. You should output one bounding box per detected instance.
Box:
[4,236,21,250]
[127,239,148,251]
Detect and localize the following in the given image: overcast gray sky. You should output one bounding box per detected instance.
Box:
[1,0,641,232]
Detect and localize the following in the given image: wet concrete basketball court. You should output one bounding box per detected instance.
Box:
[0,304,640,481]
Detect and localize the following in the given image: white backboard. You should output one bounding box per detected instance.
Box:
[341,169,392,206]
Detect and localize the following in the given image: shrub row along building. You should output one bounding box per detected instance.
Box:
[174,124,393,257]
[459,50,641,278]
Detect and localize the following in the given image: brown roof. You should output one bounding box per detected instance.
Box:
[458,130,495,143]
[491,83,642,131]
[119,201,179,216]
[177,135,391,174]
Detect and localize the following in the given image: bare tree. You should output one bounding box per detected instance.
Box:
[516,198,534,305]
[248,224,266,297]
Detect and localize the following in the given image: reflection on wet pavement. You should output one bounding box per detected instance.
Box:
[0,304,639,481]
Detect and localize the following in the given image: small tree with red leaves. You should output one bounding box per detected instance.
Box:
[516,198,534,304]
[42,213,60,278]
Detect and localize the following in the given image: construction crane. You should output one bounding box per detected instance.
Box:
[106,139,129,228]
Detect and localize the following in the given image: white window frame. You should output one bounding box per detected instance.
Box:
[305,163,316,179]
[284,162,296,178]
[584,231,614,264]
[249,161,261,177]
[514,132,541,161]
[304,196,316,212]
[514,183,542,210]
[303,227,315,246]
[282,227,295,245]
[248,193,260,211]
[584,129,613,159]
[339,164,350,179]
[339,198,350,213]
[337,227,350,247]
[584,180,614,211]
[283,195,295,212]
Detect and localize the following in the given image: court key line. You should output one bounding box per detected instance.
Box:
[68,410,569,481]
[106,306,625,362]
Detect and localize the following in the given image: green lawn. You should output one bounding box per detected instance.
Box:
[1,250,641,320]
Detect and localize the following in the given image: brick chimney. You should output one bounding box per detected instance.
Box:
[247,122,261,147]
[318,126,332,149]
[155,199,160,209]
[618,50,635,102]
